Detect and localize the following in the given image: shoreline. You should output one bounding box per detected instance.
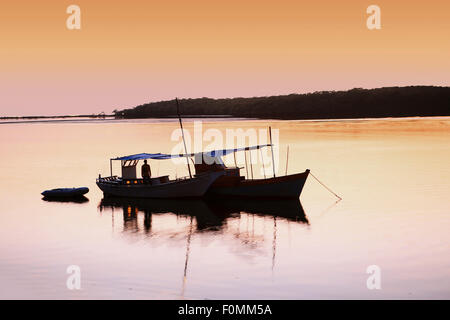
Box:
[1,115,449,125]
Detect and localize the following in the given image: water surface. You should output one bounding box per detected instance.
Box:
[0,117,449,299]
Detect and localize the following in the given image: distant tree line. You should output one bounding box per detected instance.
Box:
[115,86,450,120]
[0,113,110,120]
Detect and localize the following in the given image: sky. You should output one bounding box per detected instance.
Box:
[0,0,449,116]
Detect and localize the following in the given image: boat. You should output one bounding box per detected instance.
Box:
[204,167,310,199]
[96,153,225,198]
[41,187,89,198]
[96,98,226,199]
[96,144,309,199]
[193,145,310,199]
[97,100,309,199]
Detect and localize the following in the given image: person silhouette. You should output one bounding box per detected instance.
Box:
[141,159,151,183]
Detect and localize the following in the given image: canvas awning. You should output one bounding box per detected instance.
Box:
[111,144,272,161]
[111,153,174,161]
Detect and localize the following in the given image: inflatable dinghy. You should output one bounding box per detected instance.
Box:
[41,187,89,198]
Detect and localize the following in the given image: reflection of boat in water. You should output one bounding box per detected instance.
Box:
[42,195,89,203]
[207,198,309,224]
[99,197,224,231]
[98,196,309,233]
[98,196,309,297]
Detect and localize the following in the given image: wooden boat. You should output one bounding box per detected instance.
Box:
[192,145,310,199]
[205,168,310,199]
[97,100,308,199]
[96,153,225,198]
[97,99,225,199]
[41,187,89,198]
[97,144,309,199]
[96,172,224,198]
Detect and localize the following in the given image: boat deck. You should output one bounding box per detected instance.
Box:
[97,175,170,186]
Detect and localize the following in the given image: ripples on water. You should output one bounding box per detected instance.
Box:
[0,117,449,299]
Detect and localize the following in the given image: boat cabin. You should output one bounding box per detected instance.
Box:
[121,160,138,179]
[104,156,170,186]
[194,155,244,187]
[101,145,272,187]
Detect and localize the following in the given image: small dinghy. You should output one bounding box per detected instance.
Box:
[41,187,89,198]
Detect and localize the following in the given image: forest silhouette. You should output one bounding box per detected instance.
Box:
[115,86,450,120]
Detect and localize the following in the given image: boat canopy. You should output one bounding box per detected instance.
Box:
[111,153,173,161]
[111,144,272,161]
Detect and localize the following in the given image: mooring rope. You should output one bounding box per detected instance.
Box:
[309,171,342,200]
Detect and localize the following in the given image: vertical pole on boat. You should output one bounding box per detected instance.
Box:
[110,159,112,177]
[259,146,266,179]
[269,127,276,178]
[233,151,237,168]
[244,150,249,179]
[285,145,289,176]
[176,98,192,179]
[248,148,254,180]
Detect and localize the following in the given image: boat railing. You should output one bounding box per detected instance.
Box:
[99,175,173,186]
[98,175,118,182]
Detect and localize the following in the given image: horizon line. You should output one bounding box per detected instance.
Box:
[1,84,448,118]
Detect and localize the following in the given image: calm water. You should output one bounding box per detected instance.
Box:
[0,117,449,299]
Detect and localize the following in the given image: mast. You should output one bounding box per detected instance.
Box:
[285,145,289,176]
[176,98,193,179]
[248,148,254,180]
[259,146,266,179]
[269,126,276,178]
[244,149,249,179]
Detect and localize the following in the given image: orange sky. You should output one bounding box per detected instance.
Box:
[0,0,449,116]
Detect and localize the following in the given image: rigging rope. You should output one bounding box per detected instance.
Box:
[309,171,342,200]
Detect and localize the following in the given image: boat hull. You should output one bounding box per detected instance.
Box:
[41,187,89,198]
[207,169,309,199]
[96,171,224,199]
